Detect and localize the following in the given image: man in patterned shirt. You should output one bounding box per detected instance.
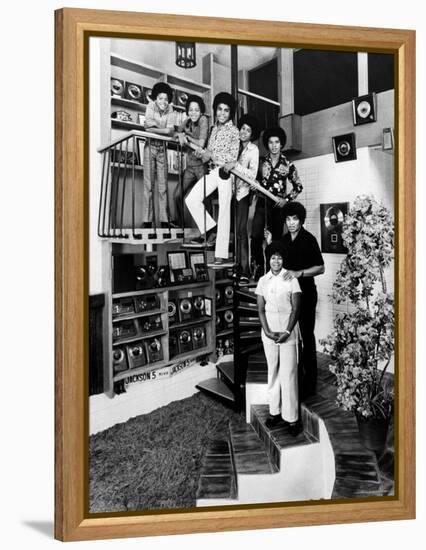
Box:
[251,126,303,279]
[186,92,240,265]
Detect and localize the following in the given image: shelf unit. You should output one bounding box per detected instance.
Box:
[214,270,235,358]
[110,52,212,133]
[109,272,217,390]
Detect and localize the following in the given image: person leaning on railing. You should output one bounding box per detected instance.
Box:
[142,82,176,229]
[173,94,209,227]
[222,114,260,284]
[185,92,240,265]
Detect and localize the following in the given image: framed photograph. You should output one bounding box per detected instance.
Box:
[320,202,349,254]
[332,132,357,162]
[189,251,206,275]
[55,8,415,542]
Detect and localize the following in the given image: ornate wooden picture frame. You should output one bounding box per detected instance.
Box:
[55,8,415,542]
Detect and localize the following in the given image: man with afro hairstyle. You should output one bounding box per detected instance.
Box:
[251,126,303,278]
[186,92,240,264]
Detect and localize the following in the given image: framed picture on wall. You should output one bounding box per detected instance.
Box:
[55,8,415,543]
[320,202,349,253]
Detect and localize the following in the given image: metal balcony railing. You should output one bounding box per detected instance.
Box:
[97,131,185,242]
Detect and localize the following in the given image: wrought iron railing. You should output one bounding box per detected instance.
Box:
[97,131,185,241]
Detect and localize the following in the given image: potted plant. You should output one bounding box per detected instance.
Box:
[320,195,394,454]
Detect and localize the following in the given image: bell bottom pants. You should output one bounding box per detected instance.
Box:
[185,167,232,259]
[262,335,299,423]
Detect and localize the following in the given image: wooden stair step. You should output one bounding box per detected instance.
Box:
[235,288,257,302]
[239,318,261,328]
[229,421,278,475]
[237,303,258,313]
[239,330,261,340]
[251,404,315,470]
[196,439,237,500]
[238,342,263,356]
[246,361,268,384]
[196,378,235,404]
[217,360,234,385]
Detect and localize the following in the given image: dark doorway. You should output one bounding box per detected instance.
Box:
[247,58,279,131]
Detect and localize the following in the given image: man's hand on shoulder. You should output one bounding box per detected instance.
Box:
[282,270,301,281]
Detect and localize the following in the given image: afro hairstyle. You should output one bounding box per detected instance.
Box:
[262,126,287,150]
[281,201,306,224]
[150,82,174,103]
[237,114,261,141]
[212,92,236,120]
[185,94,206,115]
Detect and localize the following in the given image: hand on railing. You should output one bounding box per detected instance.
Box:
[273,197,288,208]
[175,132,188,147]
[264,230,273,245]
[223,161,236,173]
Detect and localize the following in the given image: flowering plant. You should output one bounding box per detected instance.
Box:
[320,195,394,419]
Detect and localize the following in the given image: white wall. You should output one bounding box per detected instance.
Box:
[296,146,394,347]
[3,2,424,550]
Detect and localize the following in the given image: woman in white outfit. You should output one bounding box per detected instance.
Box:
[255,244,302,436]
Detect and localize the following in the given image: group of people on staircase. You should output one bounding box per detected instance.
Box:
[142,84,325,434]
[141,84,303,279]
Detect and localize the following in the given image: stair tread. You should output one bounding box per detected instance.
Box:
[196,378,235,403]
[217,361,234,385]
[251,404,314,451]
[235,288,257,302]
[229,422,278,474]
[196,439,237,500]
[246,358,267,381]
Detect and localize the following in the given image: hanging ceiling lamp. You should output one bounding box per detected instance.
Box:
[175,42,196,69]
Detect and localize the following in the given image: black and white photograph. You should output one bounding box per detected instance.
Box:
[3,0,424,547]
[89,35,395,513]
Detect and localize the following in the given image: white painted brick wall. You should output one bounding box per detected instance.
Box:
[294,146,395,370]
